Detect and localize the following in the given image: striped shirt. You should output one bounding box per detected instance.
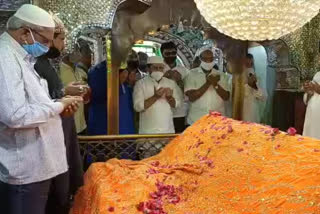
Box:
[0,32,68,185]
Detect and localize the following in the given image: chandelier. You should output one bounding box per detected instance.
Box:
[194,0,320,41]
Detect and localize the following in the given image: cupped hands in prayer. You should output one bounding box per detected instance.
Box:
[59,96,83,117]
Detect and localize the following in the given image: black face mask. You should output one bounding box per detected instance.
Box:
[165,56,177,65]
[45,47,61,59]
[127,61,139,69]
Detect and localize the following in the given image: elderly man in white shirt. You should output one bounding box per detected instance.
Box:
[133,56,181,134]
[161,41,189,133]
[242,54,266,123]
[185,48,230,125]
[0,5,81,214]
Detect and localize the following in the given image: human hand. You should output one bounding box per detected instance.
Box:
[311,82,320,94]
[164,70,173,79]
[154,87,165,98]
[206,74,215,85]
[165,88,173,98]
[207,74,220,86]
[171,70,182,82]
[212,74,220,86]
[65,82,89,96]
[59,96,83,117]
[248,73,257,88]
[82,87,91,104]
[303,81,314,93]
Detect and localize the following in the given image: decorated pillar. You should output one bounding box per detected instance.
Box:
[106,35,119,135]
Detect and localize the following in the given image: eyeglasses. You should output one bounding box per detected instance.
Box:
[31,29,51,45]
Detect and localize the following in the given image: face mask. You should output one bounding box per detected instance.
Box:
[23,29,49,57]
[165,56,177,65]
[45,47,61,59]
[151,71,164,81]
[200,60,214,71]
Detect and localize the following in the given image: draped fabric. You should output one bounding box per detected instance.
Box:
[72,113,320,213]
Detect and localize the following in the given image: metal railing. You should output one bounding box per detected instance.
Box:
[78,134,178,169]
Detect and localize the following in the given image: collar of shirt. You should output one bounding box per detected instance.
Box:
[2,32,34,63]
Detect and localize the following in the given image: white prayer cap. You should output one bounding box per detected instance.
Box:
[147,56,164,64]
[14,4,55,28]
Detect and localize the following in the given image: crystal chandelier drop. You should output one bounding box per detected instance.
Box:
[194,0,320,41]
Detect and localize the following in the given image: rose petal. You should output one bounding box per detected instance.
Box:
[287,127,297,136]
[237,148,244,152]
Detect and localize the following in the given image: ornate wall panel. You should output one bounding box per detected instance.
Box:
[283,13,320,81]
[0,0,30,11]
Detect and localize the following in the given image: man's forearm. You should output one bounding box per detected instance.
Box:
[216,84,230,101]
[144,95,159,110]
[248,82,258,90]
[186,82,211,102]
[166,96,176,108]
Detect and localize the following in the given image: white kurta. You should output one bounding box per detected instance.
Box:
[242,68,266,123]
[184,67,231,125]
[133,76,181,134]
[303,72,320,139]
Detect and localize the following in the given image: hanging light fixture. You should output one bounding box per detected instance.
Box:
[194,0,320,41]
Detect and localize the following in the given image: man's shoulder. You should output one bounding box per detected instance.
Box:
[162,77,178,87]
[188,67,201,75]
[60,62,73,73]
[174,65,187,71]
[91,61,107,71]
[0,40,14,58]
[136,76,151,86]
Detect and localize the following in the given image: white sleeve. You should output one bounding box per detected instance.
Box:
[219,73,231,92]
[177,66,189,80]
[172,81,182,108]
[184,72,197,92]
[303,93,309,105]
[0,48,64,129]
[133,80,145,112]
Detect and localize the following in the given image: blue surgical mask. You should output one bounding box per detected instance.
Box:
[22,29,49,57]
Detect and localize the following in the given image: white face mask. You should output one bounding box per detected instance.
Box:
[200,61,214,71]
[151,71,164,81]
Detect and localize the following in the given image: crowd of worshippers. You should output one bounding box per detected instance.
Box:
[81,43,267,135]
[30,21,269,137]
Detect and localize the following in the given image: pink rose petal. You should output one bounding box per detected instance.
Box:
[287,127,297,136]
[237,148,244,152]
